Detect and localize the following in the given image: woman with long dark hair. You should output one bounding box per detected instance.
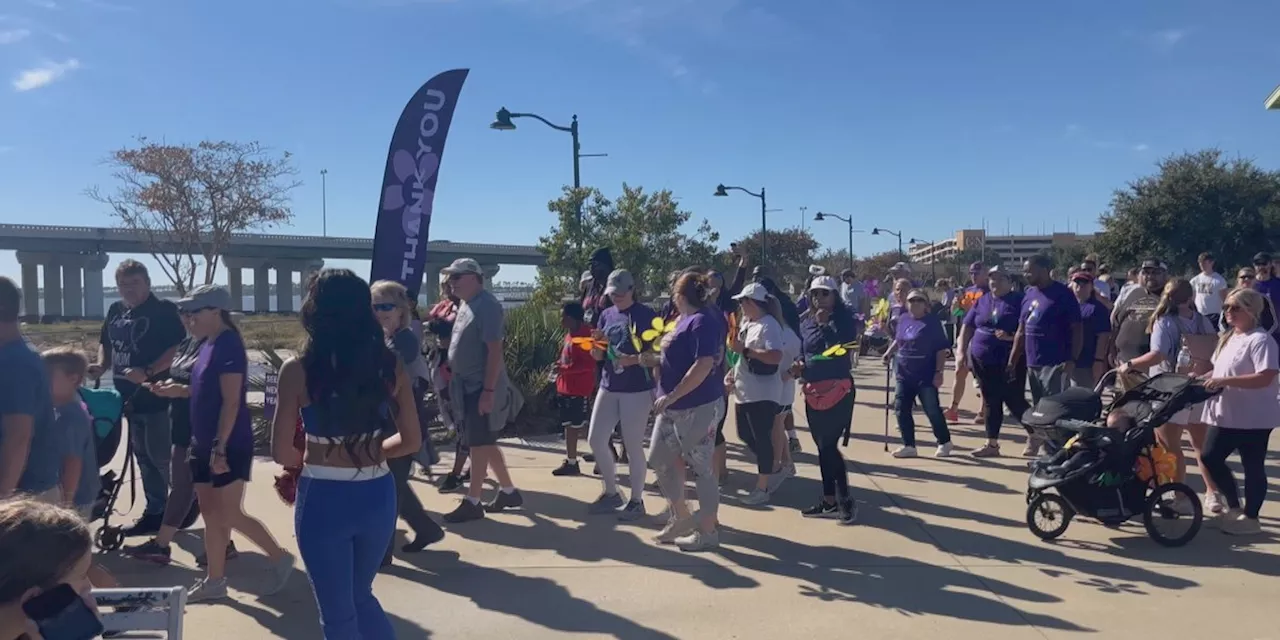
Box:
[272,269,423,638]
[794,276,858,523]
[372,280,446,561]
[168,285,293,603]
[649,272,727,552]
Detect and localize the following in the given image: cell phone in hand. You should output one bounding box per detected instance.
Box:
[21,583,103,640]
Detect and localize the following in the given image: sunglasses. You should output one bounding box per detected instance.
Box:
[1223,303,1244,313]
[179,306,216,316]
[810,289,832,297]
[372,302,398,312]
[1254,262,1270,268]
[1239,274,1255,281]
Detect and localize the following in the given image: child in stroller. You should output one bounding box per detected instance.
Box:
[1020,370,1219,547]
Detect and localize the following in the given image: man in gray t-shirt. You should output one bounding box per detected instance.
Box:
[440,258,524,523]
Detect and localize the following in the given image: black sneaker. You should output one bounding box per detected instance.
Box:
[122,539,172,565]
[443,499,485,523]
[838,499,858,525]
[582,453,596,463]
[801,502,840,518]
[196,540,239,568]
[122,513,163,538]
[402,526,445,552]
[551,460,581,477]
[438,473,464,493]
[485,489,524,513]
[788,437,802,454]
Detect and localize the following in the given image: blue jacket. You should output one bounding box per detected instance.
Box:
[799,309,859,382]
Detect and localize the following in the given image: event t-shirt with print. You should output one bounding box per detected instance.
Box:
[964,290,1023,366]
[189,330,253,454]
[660,307,725,411]
[1021,281,1082,368]
[598,303,658,394]
[1075,296,1113,369]
[1190,272,1228,317]
[894,313,950,385]
[99,295,185,415]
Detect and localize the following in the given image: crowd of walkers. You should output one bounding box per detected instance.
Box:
[0,242,1277,638]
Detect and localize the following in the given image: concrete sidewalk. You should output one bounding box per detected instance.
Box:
[96,362,1280,639]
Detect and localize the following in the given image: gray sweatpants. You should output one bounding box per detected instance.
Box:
[588,389,654,499]
[647,398,723,521]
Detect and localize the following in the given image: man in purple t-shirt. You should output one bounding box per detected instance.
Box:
[1250,252,1280,335]
[1011,254,1083,410]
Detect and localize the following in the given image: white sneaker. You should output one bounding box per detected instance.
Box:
[675,529,720,552]
[1022,438,1042,457]
[891,446,918,459]
[1204,492,1227,515]
[934,443,954,458]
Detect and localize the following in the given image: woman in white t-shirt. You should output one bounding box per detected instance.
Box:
[725,283,786,506]
[1199,288,1280,535]
[771,320,802,476]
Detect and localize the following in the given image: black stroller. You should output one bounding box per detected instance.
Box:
[1020,370,1219,547]
[81,381,199,551]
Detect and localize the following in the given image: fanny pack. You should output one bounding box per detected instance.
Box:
[745,356,779,376]
[802,378,852,411]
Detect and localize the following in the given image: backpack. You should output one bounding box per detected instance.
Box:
[1114,290,1161,361]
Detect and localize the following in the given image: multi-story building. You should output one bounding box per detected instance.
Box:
[907,229,1097,269]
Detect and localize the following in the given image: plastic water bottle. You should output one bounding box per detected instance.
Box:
[1176,346,1192,372]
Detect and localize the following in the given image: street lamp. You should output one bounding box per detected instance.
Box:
[714,184,768,263]
[909,237,937,280]
[319,168,328,237]
[814,212,861,271]
[872,227,904,259]
[490,107,607,251]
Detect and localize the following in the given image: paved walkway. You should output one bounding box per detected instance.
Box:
[97,363,1280,639]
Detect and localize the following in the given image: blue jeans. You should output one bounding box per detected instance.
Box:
[127,410,172,517]
[296,473,397,639]
[894,380,952,448]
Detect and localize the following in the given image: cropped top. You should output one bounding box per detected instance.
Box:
[300,396,392,441]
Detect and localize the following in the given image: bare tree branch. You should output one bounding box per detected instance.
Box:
[85,137,300,295]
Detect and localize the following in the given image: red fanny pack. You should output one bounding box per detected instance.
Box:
[802,378,852,411]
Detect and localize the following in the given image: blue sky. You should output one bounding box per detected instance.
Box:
[2,0,1279,288]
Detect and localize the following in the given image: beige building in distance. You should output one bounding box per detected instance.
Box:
[908,229,1097,269]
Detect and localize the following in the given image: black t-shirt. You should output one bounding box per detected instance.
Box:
[99,294,186,415]
[166,335,203,446]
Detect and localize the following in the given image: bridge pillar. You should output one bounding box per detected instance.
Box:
[275,264,295,314]
[481,263,501,282]
[298,260,324,304]
[226,266,243,312]
[17,252,40,322]
[253,265,271,313]
[82,253,108,319]
[62,257,84,318]
[42,261,63,320]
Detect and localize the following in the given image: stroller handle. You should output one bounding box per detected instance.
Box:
[1094,367,1148,394]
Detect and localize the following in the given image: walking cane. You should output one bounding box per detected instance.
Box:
[882,362,891,452]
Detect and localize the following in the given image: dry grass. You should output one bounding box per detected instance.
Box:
[22,315,306,354]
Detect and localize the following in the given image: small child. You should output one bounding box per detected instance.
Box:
[40,347,98,519]
[551,302,597,477]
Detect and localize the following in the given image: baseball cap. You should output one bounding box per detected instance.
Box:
[1139,258,1167,271]
[732,282,771,302]
[906,289,929,303]
[1069,269,1093,283]
[604,269,634,295]
[177,284,232,312]
[808,275,839,291]
[968,261,985,273]
[1253,252,1273,265]
[808,264,827,276]
[441,258,483,276]
[891,262,911,272]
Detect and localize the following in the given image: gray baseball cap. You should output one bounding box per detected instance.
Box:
[604,269,635,295]
[177,284,232,312]
[441,258,483,276]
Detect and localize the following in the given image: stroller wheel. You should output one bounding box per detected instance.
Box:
[1143,482,1202,547]
[96,526,125,552]
[180,502,201,530]
[1026,493,1073,541]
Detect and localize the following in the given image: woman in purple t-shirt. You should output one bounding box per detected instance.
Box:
[882,290,953,458]
[649,272,725,553]
[167,285,292,603]
[958,268,1029,458]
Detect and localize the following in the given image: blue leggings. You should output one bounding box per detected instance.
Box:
[296,473,397,639]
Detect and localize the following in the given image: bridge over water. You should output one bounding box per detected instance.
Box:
[0,224,544,319]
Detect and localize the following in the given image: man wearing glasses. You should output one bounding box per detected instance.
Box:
[1247,253,1280,335]
[1110,258,1168,369]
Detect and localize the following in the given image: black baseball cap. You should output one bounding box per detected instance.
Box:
[1253,252,1273,265]
[1140,258,1166,271]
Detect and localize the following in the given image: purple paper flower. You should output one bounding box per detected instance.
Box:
[381,150,440,237]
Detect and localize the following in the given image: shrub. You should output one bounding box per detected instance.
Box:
[501,302,562,435]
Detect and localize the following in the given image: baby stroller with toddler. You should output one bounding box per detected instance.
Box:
[1020,370,1219,547]
[81,381,200,551]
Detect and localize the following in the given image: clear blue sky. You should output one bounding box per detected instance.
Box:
[3,0,1279,287]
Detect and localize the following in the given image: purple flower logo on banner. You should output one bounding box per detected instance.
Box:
[381,149,441,237]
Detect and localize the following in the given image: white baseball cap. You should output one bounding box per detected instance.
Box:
[732,282,771,302]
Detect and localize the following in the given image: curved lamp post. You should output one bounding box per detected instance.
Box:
[908,237,937,280]
[814,212,860,271]
[871,227,904,259]
[714,184,767,263]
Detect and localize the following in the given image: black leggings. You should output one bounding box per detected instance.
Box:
[970,357,1030,440]
[1200,426,1273,519]
[385,455,444,562]
[715,395,729,446]
[805,390,854,501]
[736,400,780,474]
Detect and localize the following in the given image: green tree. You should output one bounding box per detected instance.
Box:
[534,184,720,302]
[934,247,1005,284]
[1093,149,1280,275]
[813,247,854,278]
[729,227,818,286]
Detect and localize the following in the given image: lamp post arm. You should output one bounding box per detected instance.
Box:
[723,185,763,199]
[510,112,573,133]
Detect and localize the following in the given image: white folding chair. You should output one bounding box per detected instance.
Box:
[93,586,186,639]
